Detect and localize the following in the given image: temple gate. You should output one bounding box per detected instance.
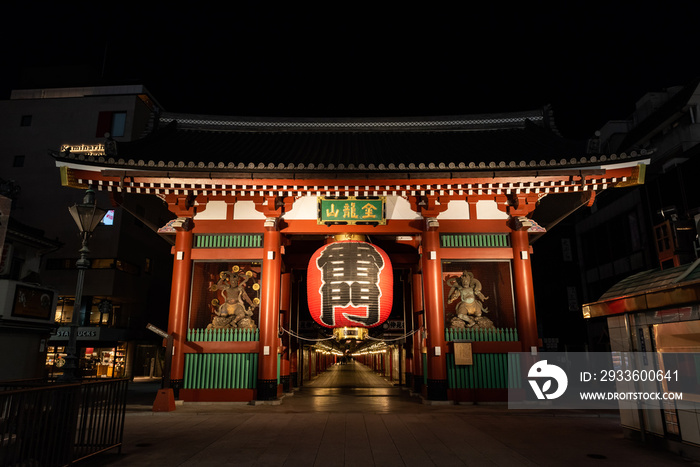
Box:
[53,109,646,402]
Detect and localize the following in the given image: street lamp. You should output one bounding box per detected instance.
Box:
[58,186,107,383]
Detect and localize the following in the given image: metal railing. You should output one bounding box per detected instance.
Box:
[0,378,127,466]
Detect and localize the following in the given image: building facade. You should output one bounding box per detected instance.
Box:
[579,79,700,457]
[0,86,174,380]
[0,193,60,380]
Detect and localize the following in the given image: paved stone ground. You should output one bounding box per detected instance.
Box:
[78,362,700,466]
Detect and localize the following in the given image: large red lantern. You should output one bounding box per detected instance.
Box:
[307,237,393,328]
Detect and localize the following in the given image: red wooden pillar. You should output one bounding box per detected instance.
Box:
[389,348,393,382]
[411,273,424,394]
[290,343,299,388]
[405,355,413,386]
[422,227,448,400]
[511,229,539,352]
[279,273,291,392]
[258,225,281,400]
[167,221,194,397]
[288,274,300,389]
[279,311,291,393]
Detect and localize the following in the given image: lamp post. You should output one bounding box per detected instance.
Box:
[58,186,107,383]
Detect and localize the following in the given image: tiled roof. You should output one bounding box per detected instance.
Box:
[54,108,650,173]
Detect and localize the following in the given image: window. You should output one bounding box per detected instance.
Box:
[101,209,115,225]
[96,111,127,138]
[20,115,32,126]
[12,155,25,167]
[91,300,114,325]
[111,112,126,137]
[54,297,74,324]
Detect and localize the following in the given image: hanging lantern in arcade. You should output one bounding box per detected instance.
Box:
[307,234,393,331]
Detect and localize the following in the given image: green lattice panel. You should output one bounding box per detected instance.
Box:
[447,353,521,389]
[445,327,518,342]
[187,328,259,342]
[440,234,511,248]
[184,353,258,389]
[194,234,263,248]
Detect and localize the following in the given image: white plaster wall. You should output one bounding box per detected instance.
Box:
[223,197,510,221]
[476,200,508,220]
[437,200,469,220]
[232,200,266,220]
[386,196,420,220]
[194,200,228,220]
[282,196,317,220]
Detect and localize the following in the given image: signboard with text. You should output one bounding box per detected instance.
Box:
[454,342,473,365]
[317,197,385,225]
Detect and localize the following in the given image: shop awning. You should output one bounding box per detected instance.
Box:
[582,259,700,318]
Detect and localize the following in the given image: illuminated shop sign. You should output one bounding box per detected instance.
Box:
[54,327,99,339]
[51,326,124,341]
[60,144,105,155]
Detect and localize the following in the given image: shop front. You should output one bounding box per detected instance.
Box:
[582,261,700,457]
[0,280,59,381]
[48,326,129,379]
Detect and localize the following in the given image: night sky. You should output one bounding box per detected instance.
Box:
[4,3,700,139]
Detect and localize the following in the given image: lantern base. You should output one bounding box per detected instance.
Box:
[333,233,366,242]
[333,327,368,341]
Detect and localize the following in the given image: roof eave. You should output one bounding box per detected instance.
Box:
[582,280,700,319]
[52,153,651,178]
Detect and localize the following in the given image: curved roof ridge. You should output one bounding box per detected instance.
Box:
[157,109,547,132]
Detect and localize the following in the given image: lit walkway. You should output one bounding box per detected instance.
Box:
[306,360,394,388]
[292,361,407,414]
[78,366,697,466]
